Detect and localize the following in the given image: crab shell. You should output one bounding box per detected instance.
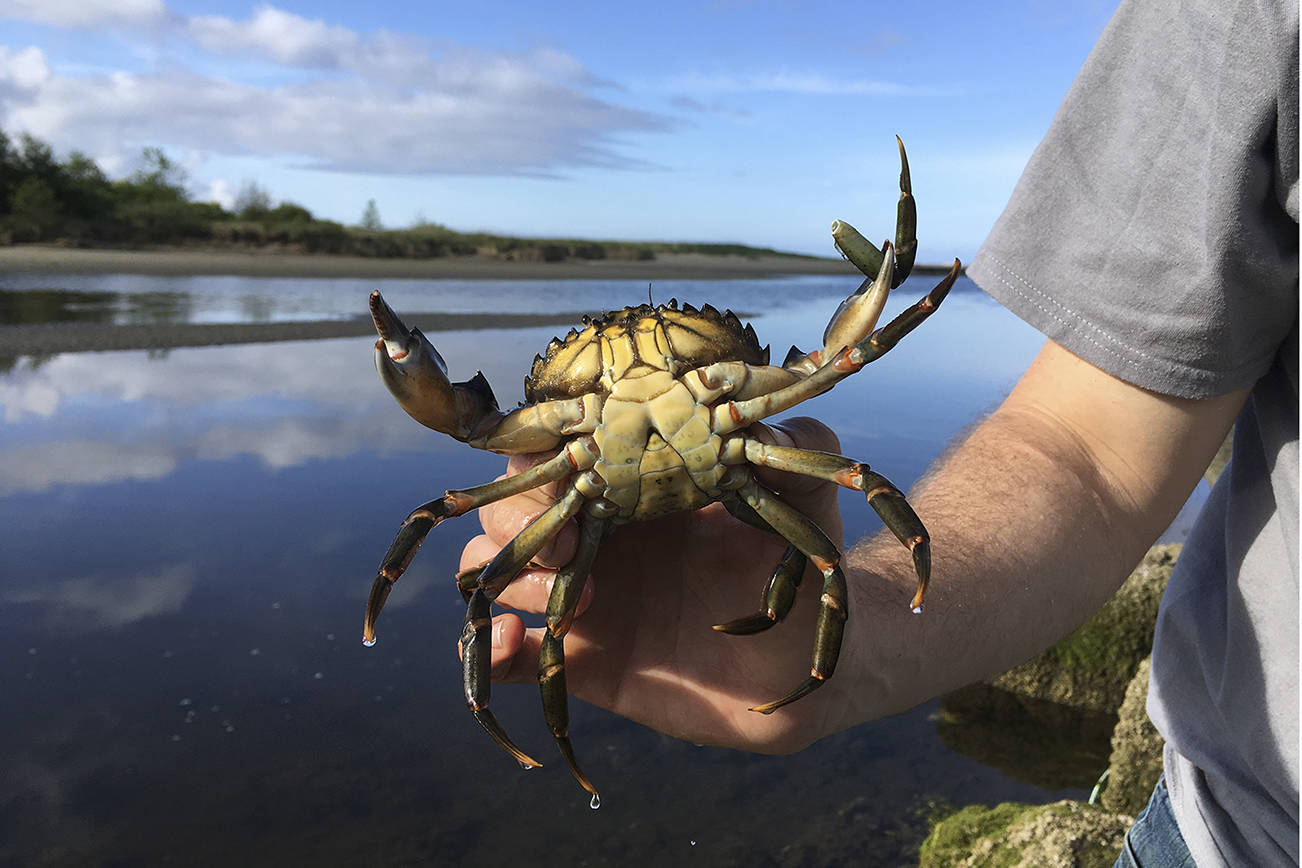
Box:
[524,302,773,522]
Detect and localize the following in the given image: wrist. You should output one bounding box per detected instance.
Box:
[834,540,935,728]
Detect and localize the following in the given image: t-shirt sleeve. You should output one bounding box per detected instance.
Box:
[966,0,1299,399]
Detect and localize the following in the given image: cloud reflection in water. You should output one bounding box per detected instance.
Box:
[5,563,197,630]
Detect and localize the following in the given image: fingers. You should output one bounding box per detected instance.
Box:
[478,457,579,569]
[750,416,842,500]
[769,416,841,454]
[486,613,543,682]
[459,533,595,614]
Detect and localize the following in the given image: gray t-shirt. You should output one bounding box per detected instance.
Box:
[966,0,1298,865]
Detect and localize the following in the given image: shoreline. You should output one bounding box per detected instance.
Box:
[0,312,591,357]
[0,245,962,356]
[0,244,867,280]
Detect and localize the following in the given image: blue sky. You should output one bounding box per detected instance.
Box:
[0,1,1118,259]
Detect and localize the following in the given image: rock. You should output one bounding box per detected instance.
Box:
[918,800,1132,868]
[988,544,1181,714]
[1100,657,1165,815]
[1205,430,1233,487]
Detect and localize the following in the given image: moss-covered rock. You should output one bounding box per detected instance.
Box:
[988,544,1180,714]
[1205,430,1233,487]
[1099,657,1165,815]
[918,800,1132,868]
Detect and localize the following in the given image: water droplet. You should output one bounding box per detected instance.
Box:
[589,794,601,810]
[313,672,323,680]
[911,605,923,615]
[362,636,376,647]
[249,648,260,656]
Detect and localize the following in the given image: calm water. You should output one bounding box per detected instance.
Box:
[0,270,1201,866]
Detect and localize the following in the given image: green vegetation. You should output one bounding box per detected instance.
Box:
[0,128,814,262]
[919,801,1129,868]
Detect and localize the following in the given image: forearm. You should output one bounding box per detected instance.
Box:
[834,341,1246,728]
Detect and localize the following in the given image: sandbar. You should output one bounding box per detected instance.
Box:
[0,245,860,280]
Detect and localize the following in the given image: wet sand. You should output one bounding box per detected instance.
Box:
[0,245,857,280]
[0,312,590,356]
[0,245,865,356]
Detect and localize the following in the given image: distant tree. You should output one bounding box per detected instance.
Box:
[0,130,17,208]
[411,211,446,230]
[58,151,115,237]
[9,177,60,241]
[113,147,205,242]
[17,133,57,181]
[360,198,383,230]
[234,179,273,220]
[127,147,189,202]
[265,201,313,223]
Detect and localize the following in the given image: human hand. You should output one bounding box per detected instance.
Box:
[459,417,854,754]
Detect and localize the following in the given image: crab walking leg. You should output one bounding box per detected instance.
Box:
[732,479,849,714]
[713,544,808,635]
[462,587,544,769]
[460,484,588,771]
[364,444,596,643]
[714,497,810,634]
[713,259,960,435]
[473,484,587,599]
[741,440,931,610]
[831,137,917,286]
[538,515,608,800]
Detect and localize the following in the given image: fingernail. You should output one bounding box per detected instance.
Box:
[493,619,505,648]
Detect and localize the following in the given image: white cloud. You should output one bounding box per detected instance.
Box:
[0,3,668,177]
[187,6,360,68]
[3,0,167,29]
[207,177,235,210]
[0,45,50,92]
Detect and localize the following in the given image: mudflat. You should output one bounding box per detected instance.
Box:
[0,245,857,280]
[0,245,865,355]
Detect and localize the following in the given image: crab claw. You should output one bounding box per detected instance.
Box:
[370,290,502,441]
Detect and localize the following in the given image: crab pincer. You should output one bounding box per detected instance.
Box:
[370,290,502,442]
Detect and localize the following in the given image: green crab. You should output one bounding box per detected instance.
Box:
[363,138,959,802]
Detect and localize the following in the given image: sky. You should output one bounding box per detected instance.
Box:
[0,0,1119,260]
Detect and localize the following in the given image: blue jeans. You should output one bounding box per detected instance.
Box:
[1114,776,1195,867]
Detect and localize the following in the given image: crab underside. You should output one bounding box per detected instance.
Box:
[362,138,959,802]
